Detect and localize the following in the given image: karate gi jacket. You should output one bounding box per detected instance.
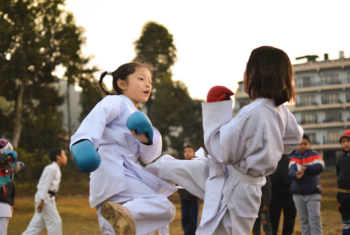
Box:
[70,95,176,208]
[198,98,303,234]
[35,162,61,204]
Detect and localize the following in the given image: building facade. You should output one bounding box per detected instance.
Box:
[233,52,350,167]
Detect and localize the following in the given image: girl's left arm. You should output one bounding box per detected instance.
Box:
[139,128,162,164]
[283,110,303,154]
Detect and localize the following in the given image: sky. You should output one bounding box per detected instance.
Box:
[64,0,350,100]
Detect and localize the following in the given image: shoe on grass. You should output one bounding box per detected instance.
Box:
[101,201,136,235]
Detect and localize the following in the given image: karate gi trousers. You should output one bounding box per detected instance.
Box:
[22,197,62,235]
[0,217,10,235]
[146,155,264,235]
[96,171,176,235]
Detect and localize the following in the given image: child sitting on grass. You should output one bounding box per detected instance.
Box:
[336,130,350,235]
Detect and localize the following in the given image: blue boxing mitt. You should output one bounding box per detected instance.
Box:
[126,111,154,144]
[5,150,17,162]
[71,140,101,173]
[12,161,25,171]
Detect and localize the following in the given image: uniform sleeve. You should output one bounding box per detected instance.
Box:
[70,96,122,148]
[139,127,162,164]
[283,110,303,155]
[201,101,238,165]
[36,166,56,201]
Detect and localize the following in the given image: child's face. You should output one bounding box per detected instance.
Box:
[119,67,152,107]
[56,150,68,166]
[341,138,350,152]
[184,148,195,160]
[297,139,310,154]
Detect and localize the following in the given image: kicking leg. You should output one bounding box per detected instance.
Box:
[98,174,175,235]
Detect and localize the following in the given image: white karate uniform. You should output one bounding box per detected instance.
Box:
[22,162,62,235]
[147,98,303,235]
[0,202,12,235]
[70,95,177,235]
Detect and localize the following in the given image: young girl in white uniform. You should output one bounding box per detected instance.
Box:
[147,46,303,234]
[70,62,176,235]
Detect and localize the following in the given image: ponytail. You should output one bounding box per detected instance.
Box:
[99,71,111,95]
[99,62,153,96]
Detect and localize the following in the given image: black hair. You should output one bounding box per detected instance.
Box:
[99,62,153,95]
[49,148,62,162]
[245,46,295,106]
[184,145,196,152]
[302,134,310,143]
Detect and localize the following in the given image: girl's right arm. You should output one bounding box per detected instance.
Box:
[70,96,122,172]
[70,96,122,148]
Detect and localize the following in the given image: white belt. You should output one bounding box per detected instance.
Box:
[226,165,265,185]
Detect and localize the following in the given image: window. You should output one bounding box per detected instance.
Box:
[325,112,341,123]
[308,133,317,145]
[325,74,339,85]
[328,131,340,144]
[301,113,317,124]
[302,77,313,87]
[299,95,315,106]
[322,93,340,104]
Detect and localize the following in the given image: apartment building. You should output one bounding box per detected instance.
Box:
[233,51,350,167]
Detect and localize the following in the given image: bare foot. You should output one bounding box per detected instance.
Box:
[101,201,136,235]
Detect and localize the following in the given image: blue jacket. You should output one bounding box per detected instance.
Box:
[289,149,324,195]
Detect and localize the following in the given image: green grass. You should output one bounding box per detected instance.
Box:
[8,172,342,234]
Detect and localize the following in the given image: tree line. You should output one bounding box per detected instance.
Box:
[0,0,204,181]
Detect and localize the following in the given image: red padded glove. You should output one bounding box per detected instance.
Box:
[207,86,234,103]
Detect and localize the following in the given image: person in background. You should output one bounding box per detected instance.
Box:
[252,176,272,235]
[0,139,24,235]
[289,134,324,235]
[178,145,200,235]
[22,148,67,235]
[269,152,297,235]
[336,130,350,235]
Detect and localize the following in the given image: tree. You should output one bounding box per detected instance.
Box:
[79,77,103,122]
[134,22,204,157]
[0,0,95,151]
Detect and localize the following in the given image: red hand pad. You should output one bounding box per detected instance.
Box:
[207,86,234,103]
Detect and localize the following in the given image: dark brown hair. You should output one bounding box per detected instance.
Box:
[184,145,196,152]
[99,62,153,95]
[245,46,295,106]
[49,148,62,162]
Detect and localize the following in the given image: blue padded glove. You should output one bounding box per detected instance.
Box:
[71,140,101,173]
[126,111,154,144]
[5,150,17,162]
[12,161,25,171]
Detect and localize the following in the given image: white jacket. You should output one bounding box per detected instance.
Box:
[197,98,303,234]
[70,95,176,208]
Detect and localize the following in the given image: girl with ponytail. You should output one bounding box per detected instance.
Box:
[70,62,176,235]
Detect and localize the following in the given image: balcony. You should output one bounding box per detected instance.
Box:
[295,81,350,94]
[300,121,350,129]
[292,101,350,112]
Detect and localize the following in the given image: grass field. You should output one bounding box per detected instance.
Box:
[7,172,342,234]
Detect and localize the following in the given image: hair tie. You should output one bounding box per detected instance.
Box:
[106,71,113,75]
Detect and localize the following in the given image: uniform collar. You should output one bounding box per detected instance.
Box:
[119,95,137,110]
[52,161,60,169]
